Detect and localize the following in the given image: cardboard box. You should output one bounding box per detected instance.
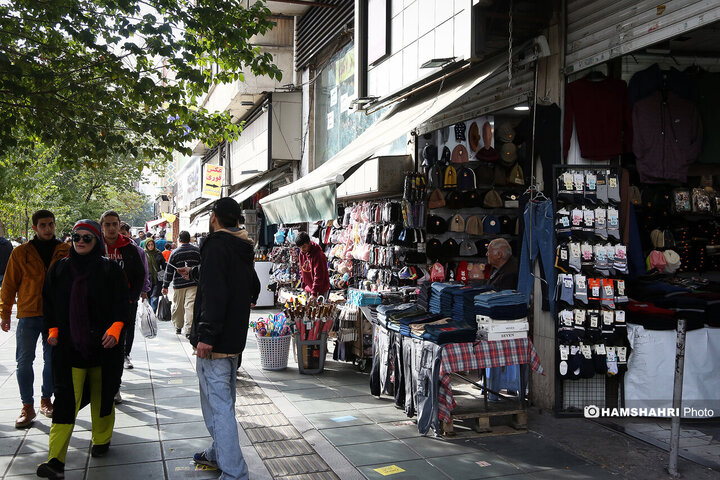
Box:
[477,330,528,341]
[478,321,529,333]
[476,315,528,324]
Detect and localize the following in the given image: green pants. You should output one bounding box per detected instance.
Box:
[48,367,115,463]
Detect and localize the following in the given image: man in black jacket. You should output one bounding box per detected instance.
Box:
[178,197,259,478]
[101,211,147,401]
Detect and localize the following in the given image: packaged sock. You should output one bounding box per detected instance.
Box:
[594,207,607,240]
[596,171,608,204]
[571,208,584,237]
[555,243,571,273]
[601,279,616,309]
[581,242,594,271]
[558,345,570,378]
[584,172,597,205]
[585,309,602,343]
[556,208,572,240]
[614,245,628,274]
[573,308,586,341]
[608,173,621,203]
[569,242,582,273]
[607,207,620,240]
[580,344,595,378]
[606,347,618,376]
[558,274,575,305]
[574,274,588,304]
[573,172,585,204]
[616,346,628,374]
[614,279,628,305]
[601,309,615,340]
[558,173,575,204]
[588,278,602,306]
[582,207,595,239]
[569,346,583,379]
[613,310,627,339]
[594,244,609,275]
[593,344,608,374]
[604,244,616,276]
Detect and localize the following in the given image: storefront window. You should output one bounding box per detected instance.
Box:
[314,42,386,167]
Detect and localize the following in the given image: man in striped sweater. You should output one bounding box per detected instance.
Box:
[162,231,201,336]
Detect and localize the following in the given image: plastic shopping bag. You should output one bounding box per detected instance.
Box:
[137,299,158,338]
[157,295,172,322]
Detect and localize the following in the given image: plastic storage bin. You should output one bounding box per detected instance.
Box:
[256,334,292,370]
[294,333,328,374]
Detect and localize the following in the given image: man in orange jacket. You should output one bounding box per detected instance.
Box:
[0,210,70,428]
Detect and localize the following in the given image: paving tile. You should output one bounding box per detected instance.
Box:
[473,434,592,472]
[320,424,395,446]
[156,395,202,410]
[160,421,210,441]
[244,426,302,443]
[279,472,340,480]
[88,459,166,479]
[527,465,617,479]
[264,454,330,477]
[163,436,213,460]
[238,413,291,429]
[337,440,421,467]
[282,387,342,402]
[304,410,374,429]
[154,385,200,399]
[378,420,423,439]
[4,468,86,479]
[156,407,205,425]
[292,398,353,415]
[88,441,162,467]
[165,458,222,479]
[254,439,315,460]
[401,436,480,458]
[18,432,90,453]
[347,395,396,410]
[0,436,23,456]
[5,448,87,476]
[367,406,415,423]
[109,425,160,445]
[359,459,450,480]
[235,402,281,417]
[427,452,523,479]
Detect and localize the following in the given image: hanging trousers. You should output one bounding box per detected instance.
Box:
[517,198,556,316]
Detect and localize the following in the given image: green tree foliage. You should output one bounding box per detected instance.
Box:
[0,0,281,167]
[0,145,154,238]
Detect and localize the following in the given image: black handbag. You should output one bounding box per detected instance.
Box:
[157,295,172,321]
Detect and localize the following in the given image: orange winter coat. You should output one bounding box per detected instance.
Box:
[0,240,69,321]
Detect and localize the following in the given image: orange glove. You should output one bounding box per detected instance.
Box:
[48,328,58,340]
[105,322,124,342]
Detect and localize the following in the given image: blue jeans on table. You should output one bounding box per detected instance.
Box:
[197,355,248,480]
[518,198,556,316]
[16,316,53,405]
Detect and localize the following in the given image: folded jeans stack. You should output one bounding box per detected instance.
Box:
[473,290,529,320]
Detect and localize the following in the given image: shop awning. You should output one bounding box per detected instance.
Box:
[145,217,169,230]
[186,165,292,222]
[259,55,511,225]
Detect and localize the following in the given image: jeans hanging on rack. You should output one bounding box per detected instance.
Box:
[518,198,556,316]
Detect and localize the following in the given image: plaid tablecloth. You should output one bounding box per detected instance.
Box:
[438,338,544,423]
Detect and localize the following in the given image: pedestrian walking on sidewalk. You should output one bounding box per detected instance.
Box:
[177,198,259,480]
[0,210,69,428]
[162,230,200,336]
[37,220,129,479]
[144,239,166,313]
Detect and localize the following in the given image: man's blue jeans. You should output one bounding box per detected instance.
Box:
[196,355,248,480]
[518,198,556,316]
[16,316,53,405]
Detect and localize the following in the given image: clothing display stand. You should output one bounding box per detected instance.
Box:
[552,164,627,415]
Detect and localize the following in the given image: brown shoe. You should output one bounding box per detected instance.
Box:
[40,398,53,418]
[15,403,36,428]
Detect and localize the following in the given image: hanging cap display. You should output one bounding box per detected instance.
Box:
[500,142,518,166]
[428,188,446,209]
[468,122,481,152]
[451,144,469,164]
[498,122,516,143]
[465,215,483,235]
[449,214,465,232]
[483,189,503,208]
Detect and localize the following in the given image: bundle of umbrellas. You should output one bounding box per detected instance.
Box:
[284,299,337,341]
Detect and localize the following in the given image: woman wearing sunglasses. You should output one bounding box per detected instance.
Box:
[37,220,129,479]
[143,238,166,313]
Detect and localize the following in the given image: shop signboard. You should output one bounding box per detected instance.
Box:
[203,164,223,198]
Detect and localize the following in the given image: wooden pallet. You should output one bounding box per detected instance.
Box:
[442,394,528,438]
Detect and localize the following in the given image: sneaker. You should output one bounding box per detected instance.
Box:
[40,398,53,418]
[114,391,123,404]
[124,356,133,369]
[91,442,110,457]
[15,403,36,428]
[37,458,65,479]
[193,451,218,469]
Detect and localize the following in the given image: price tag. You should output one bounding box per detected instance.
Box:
[575,275,586,289]
[572,209,583,226]
[583,208,595,227]
[592,286,600,297]
[560,216,570,227]
[574,309,586,325]
[589,312,599,328]
[595,344,607,355]
[617,280,625,296]
[561,310,573,327]
[559,345,570,361]
[603,311,614,325]
[580,344,593,359]
[582,243,593,260]
[615,311,626,323]
[563,275,573,289]
[615,245,627,260]
[604,284,614,297]
[586,172,597,190]
[570,243,581,258]
[606,346,616,357]
[595,208,606,226]
[608,208,619,227]
[617,346,627,362]
[609,176,618,188]
[560,249,568,261]
[574,173,585,191]
[563,173,574,191]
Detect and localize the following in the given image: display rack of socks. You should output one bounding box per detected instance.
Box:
[553,165,628,413]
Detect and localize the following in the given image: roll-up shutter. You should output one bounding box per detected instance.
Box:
[566,0,720,75]
[295,0,354,70]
